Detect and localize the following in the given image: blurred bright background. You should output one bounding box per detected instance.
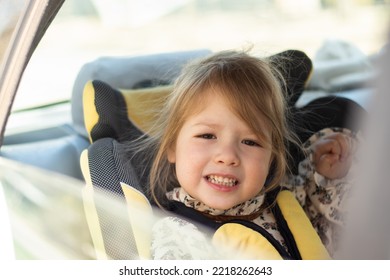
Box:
[3,0,390,111]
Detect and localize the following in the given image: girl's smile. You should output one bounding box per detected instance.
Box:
[205,174,238,188]
[205,174,239,192]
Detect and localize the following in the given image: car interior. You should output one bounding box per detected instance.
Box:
[0,0,389,260]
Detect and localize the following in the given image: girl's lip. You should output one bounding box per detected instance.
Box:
[204,174,240,192]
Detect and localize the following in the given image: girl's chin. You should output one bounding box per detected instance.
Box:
[199,187,242,210]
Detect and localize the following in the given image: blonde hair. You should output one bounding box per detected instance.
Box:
[138,50,297,208]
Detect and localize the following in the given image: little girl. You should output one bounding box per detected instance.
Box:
[136,50,358,259]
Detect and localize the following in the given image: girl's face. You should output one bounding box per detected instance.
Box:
[168,89,272,210]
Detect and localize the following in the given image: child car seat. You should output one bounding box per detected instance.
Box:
[78,49,319,259]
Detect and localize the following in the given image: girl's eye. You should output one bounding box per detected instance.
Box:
[197,133,215,139]
[242,139,260,147]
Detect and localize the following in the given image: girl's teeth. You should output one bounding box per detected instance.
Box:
[207,175,237,187]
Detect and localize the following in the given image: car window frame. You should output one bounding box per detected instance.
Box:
[0,0,65,146]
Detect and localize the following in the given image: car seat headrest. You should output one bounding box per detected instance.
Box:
[72,49,212,139]
[83,80,172,143]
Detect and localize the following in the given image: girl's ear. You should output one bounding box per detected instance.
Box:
[167,146,176,163]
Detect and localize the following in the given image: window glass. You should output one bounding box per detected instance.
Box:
[12,0,390,111]
[0,0,28,67]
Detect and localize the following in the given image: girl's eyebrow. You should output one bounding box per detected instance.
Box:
[191,121,258,137]
[191,121,221,128]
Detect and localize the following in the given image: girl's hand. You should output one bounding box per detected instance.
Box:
[312,132,353,180]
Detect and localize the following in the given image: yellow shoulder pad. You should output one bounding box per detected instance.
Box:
[213,223,283,260]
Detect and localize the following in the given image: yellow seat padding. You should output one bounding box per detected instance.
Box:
[122,85,172,134]
[80,149,109,259]
[213,223,284,260]
[276,190,331,260]
[83,80,173,143]
[120,182,153,260]
[83,82,100,143]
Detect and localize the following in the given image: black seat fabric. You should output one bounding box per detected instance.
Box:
[87,137,142,195]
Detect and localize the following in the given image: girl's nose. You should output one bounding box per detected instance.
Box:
[213,144,240,166]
